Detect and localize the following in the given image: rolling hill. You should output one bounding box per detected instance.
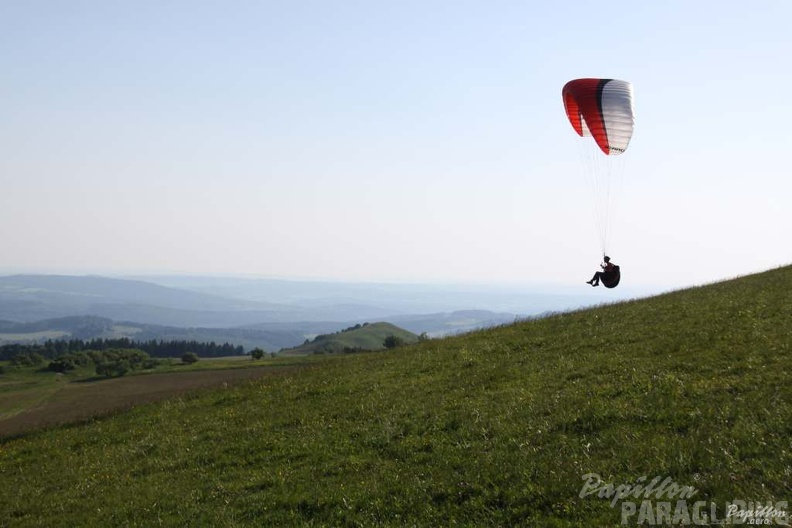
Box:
[280,322,420,355]
[0,265,789,526]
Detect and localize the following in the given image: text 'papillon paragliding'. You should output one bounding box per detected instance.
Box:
[562,78,635,288]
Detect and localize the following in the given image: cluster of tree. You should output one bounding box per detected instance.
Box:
[3,348,206,378]
[45,348,159,378]
[7,352,47,367]
[0,338,244,362]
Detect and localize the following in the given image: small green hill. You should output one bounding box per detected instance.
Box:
[0,266,790,526]
[281,322,419,355]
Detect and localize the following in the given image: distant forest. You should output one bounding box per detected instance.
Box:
[0,338,244,362]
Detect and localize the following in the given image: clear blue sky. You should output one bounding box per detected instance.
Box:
[2,1,790,290]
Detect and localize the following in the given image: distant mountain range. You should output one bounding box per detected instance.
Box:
[0,274,306,326]
[0,274,597,351]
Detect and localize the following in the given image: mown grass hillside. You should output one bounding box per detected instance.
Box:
[1,266,790,526]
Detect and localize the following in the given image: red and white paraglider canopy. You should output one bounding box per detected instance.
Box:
[562,78,635,156]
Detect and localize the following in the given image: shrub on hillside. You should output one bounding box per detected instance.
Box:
[383,335,405,349]
[11,353,45,367]
[181,352,199,364]
[142,358,161,370]
[90,349,155,377]
[48,358,77,373]
[47,353,93,372]
[96,360,130,378]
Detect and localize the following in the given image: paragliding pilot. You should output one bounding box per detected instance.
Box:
[586,256,618,287]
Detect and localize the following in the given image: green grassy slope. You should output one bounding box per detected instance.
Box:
[281,321,419,355]
[1,266,790,526]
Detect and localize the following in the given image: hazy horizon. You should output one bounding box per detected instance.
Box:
[0,262,786,299]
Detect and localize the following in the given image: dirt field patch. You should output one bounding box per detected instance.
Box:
[0,366,298,438]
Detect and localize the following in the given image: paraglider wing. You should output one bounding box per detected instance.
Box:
[562,79,635,156]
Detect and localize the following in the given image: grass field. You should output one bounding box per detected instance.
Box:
[0,366,68,420]
[0,266,790,526]
[0,356,315,436]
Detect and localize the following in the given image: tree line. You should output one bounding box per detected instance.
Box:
[0,337,244,362]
